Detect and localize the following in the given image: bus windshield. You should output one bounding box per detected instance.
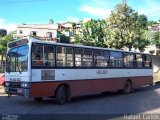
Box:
[6,45,29,73]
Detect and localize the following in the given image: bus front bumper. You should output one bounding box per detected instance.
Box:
[5,87,30,97]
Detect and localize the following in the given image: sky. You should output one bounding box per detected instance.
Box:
[0,0,160,32]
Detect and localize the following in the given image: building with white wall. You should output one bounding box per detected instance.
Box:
[17,23,59,41]
[146,24,160,55]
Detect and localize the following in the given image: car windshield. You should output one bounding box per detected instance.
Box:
[6,45,29,73]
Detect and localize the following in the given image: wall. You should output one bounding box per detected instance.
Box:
[152,55,160,82]
[152,55,160,72]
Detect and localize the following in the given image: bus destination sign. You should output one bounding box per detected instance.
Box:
[41,70,55,80]
[8,39,28,48]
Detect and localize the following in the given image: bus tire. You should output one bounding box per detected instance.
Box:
[123,80,132,94]
[34,97,43,101]
[56,86,67,105]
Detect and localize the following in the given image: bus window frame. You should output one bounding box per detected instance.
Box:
[31,42,152,70]
[142,54,152,68]
[74,47,84,68]
[94,49,110,68]
[123,52,134,68]
[109,51,124,68]
[55,45,74,68]
[31,43,56,69]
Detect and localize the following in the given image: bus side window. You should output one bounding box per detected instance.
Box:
[44,45,55,67]
[56,46,73,67]
[32,43,44,66]
[66,47,73,67]
[124,53,134,67]
[143,55,151,68]
[94,50,101,67]
[56,46,65,67]
[94,50,109,67]
[110,51,123,67]
[83,49,93,67]
[136,54,143,68]
[75,48,83,67]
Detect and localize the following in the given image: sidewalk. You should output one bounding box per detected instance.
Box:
[153,71,160,83]
[0,86,5,95]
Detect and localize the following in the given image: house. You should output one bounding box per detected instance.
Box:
[17,23,59,42]
[144,45,160,56]
[148,25,160,32]
[145,24,160,56]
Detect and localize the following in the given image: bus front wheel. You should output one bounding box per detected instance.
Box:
[123,80,132,94]
[56,86,67,105]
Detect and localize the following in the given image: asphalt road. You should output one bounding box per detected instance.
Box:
[0,84,160,120]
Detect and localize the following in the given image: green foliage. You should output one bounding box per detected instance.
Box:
[106,3,150,51]
[106,3,142,49]
[60,34,70,43]
[0,34,14,57]
[133,30,150,51]
[49,19,54,24]
[0,33,14,72]
[149,31,160,45]
[133,14,149,51]
[147,21,158,26]
[0,29,7,37]
[57,31,70,43]
[74,20,107,47]
[137,14,148,29]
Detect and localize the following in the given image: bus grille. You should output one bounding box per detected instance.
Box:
[8,88,17,93]
[9,82,21,88]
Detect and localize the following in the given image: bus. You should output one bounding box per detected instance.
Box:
[5,36,153,104]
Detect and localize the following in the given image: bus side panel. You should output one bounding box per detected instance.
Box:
[68,78,116,97]
[132,76,153,89]
[29,79,116,98]
[70,76,153,97]
[29,76,152,98]
[29,82,59,98]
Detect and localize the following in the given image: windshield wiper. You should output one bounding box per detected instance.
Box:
[15,49,22,74]
[16,57,22,74]
[15,53,22,74]
[6,55,11,74]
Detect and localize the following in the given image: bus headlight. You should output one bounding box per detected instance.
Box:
[5,82,10,87]
[21,82,30,88]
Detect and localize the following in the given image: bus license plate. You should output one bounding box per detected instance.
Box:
[17,89,22,93]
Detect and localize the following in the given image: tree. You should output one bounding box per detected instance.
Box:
[132,14,150,51]
[0,34,14,72]
[137,14,148,29]
[150,31,160,45]
[147,21,158,26]
[0,34,14,60]
[49,19,54,24]
[60,34,70,43]
[106,3,142,49]
[57,31,70,43]
[74,19,107,47]
[0,29,7,37]
[133,30,150,52]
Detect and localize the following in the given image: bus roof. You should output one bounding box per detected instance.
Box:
[9,36,151,55]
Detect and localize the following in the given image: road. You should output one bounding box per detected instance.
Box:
[0,84,160,120]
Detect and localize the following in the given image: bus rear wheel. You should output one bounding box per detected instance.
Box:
[56,86,67,105]
[123,80,132,94]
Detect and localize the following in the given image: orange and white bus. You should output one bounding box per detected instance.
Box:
[5,37,153,104]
